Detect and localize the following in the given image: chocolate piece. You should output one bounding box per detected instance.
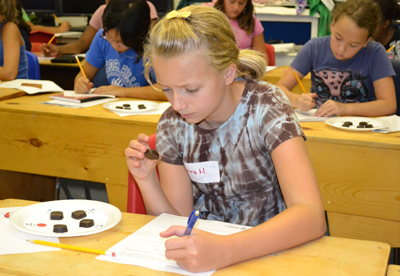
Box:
[124,107,131,110]
[50,211,64,220]
[357,125,365,128]
[71,210,87,219]
[138,104,146,110]
[122,104,131,107]
[116,106,123,109]
[79,219,94,228]
[53,224,68,233]
[342,124,350,127]
[359,121,368,126]
[365,124,373,128]
[343,121,353,126]
[144,149,159,160]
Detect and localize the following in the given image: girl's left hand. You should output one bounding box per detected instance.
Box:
[161,226,230,273]
[94,85,125,97]
[314,100,346,117]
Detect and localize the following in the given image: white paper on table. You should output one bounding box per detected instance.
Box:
[96,213,251,276]
[111,102,171,117]
[41,98,118,108]
[294,109,332,122]
[266,66,277,72]
[0,207,60,255]
[0,79,63,94]
[373,115,400,133]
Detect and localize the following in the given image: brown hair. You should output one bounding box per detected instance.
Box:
[331,0,382,37]
[0,0,17,23]
[214,0,255,35]
[143,6,266,85]
[374,0,400,23]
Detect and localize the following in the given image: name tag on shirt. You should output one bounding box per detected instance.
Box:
[183,161,220,183]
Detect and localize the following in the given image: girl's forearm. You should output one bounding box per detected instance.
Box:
[123,85,168,101]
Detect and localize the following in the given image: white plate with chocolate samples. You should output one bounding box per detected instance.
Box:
[104,100,159,114]
[9,200,122,237]
[325,117,389,132]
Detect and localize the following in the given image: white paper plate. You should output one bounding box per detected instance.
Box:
[9,200,122,237]
[104,100,159,114]
[325,117,389,132]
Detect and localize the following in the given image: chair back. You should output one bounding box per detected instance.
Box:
[26,51,41,80]
[390,59,400,116]
[265,43,276,66]
[127,133,158,214]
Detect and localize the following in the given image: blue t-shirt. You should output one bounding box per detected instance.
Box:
[291,36,395,107]
[85,29,153,87]
[0,23,28,79]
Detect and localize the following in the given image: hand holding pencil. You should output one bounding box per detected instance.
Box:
[74,56,93,94]
[291,68,316,111]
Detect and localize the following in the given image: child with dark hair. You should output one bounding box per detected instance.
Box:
[374,0,400,59]
[74,0,166,100]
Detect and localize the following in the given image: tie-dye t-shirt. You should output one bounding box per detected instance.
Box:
[291,36,395,107]
[156,80,305,226]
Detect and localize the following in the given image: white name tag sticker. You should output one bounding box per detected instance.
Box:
[183,161,220,183]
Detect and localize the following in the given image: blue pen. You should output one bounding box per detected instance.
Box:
[184,210,199,235]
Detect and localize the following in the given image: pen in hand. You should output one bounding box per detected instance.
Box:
[184,210,199,235]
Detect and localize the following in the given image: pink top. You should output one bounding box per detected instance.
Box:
[229,15,264,50]
[89,2,159,31]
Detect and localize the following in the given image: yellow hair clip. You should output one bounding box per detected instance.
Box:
[166,10,191,20]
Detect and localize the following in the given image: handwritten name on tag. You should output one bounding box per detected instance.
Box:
[183,161,220,183]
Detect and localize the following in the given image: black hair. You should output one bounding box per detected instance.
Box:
[103,0,151,62]
[374,0,400,23]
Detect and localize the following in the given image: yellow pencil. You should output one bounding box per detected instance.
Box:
[75,55,87,79]
[47,34,56,45]
[291,68,308,94]
[28,239,116,257]
[52,14,63,25]
[387,45,395,53]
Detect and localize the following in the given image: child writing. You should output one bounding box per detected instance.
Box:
[74,0,166,100]
[214,0,268,62]
[125,6,326,273]
[374,0,400,59]
[0,0,28,80]
[41,0,158,56]
[276,0,396,117]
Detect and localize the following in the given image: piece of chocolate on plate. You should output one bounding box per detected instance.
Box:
[53,224,68,233]
[50,211,64,220]
[144,149,159,160]
[79,219,94,228]
[71,210,87,219]
[138,104,146,110]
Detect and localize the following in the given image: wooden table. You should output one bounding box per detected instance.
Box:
[0,92,161,211]
[0,67,399,249]
[0,199,391,276]
[263,65,312,94]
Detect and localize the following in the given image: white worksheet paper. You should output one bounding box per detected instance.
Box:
[294,109,332,122]
[373,115,400,133]
[96,213,252,276]
[0,207,60,255]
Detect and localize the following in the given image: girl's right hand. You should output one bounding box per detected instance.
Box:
[41,43,58,57]
[74,76,93,94]
[125,134,159,182]
[297,92,317,111]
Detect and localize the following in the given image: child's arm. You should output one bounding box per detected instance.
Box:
[160,136,326,273]
[125,134,193,216]
[314,76,397,117]
[276,68,316,111]
[0,22,22,80]
[26,21,71,34]
[251,33,268,64]
[94,84,168,100]
[74,61,98,93]
[41,25,98,56]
